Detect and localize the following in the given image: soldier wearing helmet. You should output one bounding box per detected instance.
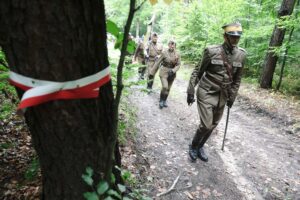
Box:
[186,22,247,162]
[151,39,181,108]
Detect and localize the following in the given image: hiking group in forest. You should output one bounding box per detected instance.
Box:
[132,22,247,162]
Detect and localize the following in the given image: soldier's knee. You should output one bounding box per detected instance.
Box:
[162,87,168,91]
[161,87,168,94]
[198,125,211,133]
[148,75,154,79]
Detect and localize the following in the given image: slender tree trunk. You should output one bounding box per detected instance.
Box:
[276,0,299,90]
[260,0,296,89]
[0,0,115,199]
[276,26,294,90]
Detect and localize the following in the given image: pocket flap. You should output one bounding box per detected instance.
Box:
[233,62,242,67]
[211,59,223,65]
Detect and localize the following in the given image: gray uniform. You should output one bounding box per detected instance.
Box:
[187,43,246,148]
[152,49,181,100]
[133,42,146,77]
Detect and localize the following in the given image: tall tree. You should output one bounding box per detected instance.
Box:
[260,0,297,88]
[0,0,115,199]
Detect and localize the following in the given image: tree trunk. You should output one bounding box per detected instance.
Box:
[0,0,115,199]
[260,0,296,88]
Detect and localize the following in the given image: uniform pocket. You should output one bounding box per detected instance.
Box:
[232,62,242,67]
[210,59,224,72]
[232,62,242,74]
[211,59,224,65]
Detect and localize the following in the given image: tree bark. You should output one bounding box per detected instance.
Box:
[0,0,115,199]
[260,0,296,88]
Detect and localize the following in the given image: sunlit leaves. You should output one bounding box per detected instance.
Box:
[127,40,136,54]
[149,0,178,5]
[107,20,120,38]
[163,0,173,5]
[149,0,158,5]
[106,19,136,53]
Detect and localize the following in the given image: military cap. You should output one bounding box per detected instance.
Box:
[152,32,158,37]
[222,22,243,36]
[168,39,176,45]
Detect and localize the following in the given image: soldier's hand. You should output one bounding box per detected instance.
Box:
[168,70,174,77]
[187,94,195,106]
[227,100,233,108]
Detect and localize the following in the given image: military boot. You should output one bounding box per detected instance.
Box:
[162,94,168,107]
[163,101,168,107]
[147,82,153,90]
[139,72,144,80]
[159,100,164,109]
[198,147,208,162]
[189,145,198,162]
[147,75,154,90]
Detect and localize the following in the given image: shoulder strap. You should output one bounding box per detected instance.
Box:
[220,47,233,82]
[150,43,159,55]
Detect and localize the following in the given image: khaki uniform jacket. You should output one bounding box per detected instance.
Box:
[146,41,163,61]
[151,49,181,77]
[187,44,246,106]
[133,42,145,64]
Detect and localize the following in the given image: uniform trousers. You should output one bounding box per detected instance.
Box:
[191,88,226,149]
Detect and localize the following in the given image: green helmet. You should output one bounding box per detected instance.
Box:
[222,22,243,36]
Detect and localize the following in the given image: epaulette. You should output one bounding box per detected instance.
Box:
[206,44,221,50]
[206,45,222,55]
[238,47,247,53]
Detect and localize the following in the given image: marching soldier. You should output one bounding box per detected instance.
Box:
[187,22,247,162]
[151,40,181,109]
[132,38,146,79]
[146,32,163,90]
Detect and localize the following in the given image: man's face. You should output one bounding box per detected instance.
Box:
[168,42,175,51]
[225,34,240,47]
[152,35,158,43]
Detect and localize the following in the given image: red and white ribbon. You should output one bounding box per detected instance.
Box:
[9,67,111,111]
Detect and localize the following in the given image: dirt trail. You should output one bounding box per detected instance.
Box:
[126,71,300,200]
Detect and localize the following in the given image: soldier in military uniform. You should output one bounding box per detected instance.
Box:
[187,22,247,162]
[132,38,146,79]
[151,40,181,109]
[146,32,163,89]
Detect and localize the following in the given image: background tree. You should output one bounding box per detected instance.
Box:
[260,0,297,88]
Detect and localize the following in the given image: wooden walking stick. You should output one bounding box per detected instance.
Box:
[221,106,230,151]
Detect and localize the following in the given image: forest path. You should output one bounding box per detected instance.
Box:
[125,67,300,200]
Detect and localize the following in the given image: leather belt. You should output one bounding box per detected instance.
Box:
[148,56,157,61]
[205,74,231,88]
[162,65,173,69]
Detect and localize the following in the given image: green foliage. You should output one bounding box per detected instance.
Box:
[83,192,99,200]
[107,19,120,38]
[0,49,18,119]
[0,141,15,150]
[82,167,151,200]
[97,181,109,195]
[24,157,40,181]
[82,167,94,186]
[106,19,136,54]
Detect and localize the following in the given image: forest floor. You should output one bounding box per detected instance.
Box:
[0,65,300,200]
[121,66,300,200]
